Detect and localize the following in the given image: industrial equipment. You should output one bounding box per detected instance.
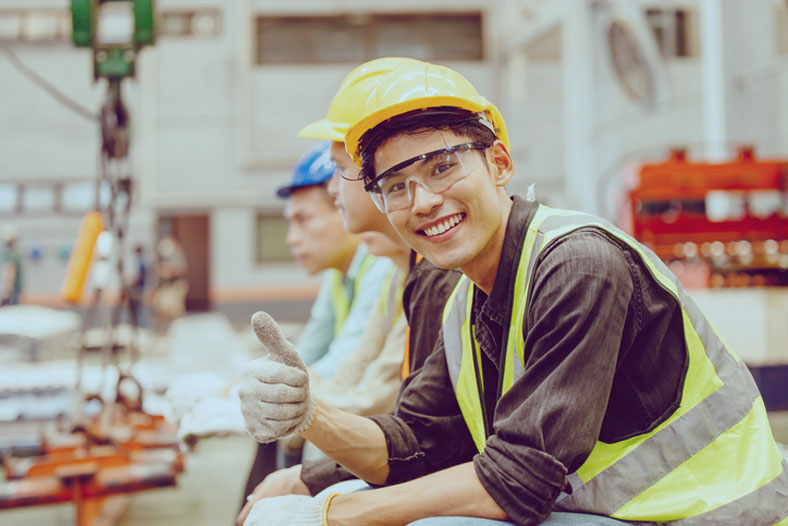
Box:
[627,146,788,288]
[0,3,178,525]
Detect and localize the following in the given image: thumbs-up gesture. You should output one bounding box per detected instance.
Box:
[239,311,315,443]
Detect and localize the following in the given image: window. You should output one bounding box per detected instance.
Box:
[778,3,788,56]
[645,8,697,58]
[61,180,96,214]
[22,184,56,213]
[524,27,562,61]
[0,12,22,40]
[256,214,292,263]
[255,13,483,64]
[0,183,19,214]
[0,178,110,216]
[0,9,71,42]
[159,9,222,38]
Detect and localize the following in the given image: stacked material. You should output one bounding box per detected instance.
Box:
[159,313,255,445]
[0,361,112,423]
[0,305,81,362]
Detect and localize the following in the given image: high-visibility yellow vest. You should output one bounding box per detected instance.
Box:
[378,267,405,335]
[442,205,788,525]
[329,253,376,336]
[401,253,425,381]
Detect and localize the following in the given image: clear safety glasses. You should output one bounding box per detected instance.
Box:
[364,141,492,213]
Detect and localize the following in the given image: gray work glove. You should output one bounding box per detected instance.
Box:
[244,493,338,526]
[239,311,315,443]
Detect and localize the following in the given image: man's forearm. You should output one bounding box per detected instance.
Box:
[301,399,390,485]
[327,461,508,525]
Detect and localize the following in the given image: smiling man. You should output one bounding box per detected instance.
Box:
[239,63,788,526]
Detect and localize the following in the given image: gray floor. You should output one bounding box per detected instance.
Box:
[2,310,786,526]
[117,435,257,526]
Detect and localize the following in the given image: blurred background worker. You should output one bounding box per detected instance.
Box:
[152,234,189,331]
[113,244,149,330]
[127,244,149,329]
[240,141,392,510]
[1,225,23,306]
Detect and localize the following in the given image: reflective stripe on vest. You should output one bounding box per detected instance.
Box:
[441,204,788,524]
[329,270,350,336]
[441,277,487,453]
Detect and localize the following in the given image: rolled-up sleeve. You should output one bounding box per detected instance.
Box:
[370,339,477,484]
[300,458,355,496]
[474,230,634,524]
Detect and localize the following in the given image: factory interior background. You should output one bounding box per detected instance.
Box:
[0,0,787,524]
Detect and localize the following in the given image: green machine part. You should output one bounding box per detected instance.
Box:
[70,0,93,47]
[95,47,135,78]
[133,0,155,46]
[70,0,156,79]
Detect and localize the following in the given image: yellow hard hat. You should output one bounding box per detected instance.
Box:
[297,57,426,142]
[344,62,510,165]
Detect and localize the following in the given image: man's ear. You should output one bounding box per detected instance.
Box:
[488,140,514,187]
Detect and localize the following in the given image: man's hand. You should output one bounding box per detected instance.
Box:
[239,312,315,443]
[236,465,309,526]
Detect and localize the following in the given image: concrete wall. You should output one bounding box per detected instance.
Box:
[147,0,497,299]
[1,0,786,304]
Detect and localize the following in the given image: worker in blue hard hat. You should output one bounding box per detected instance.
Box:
[277,141,392,373]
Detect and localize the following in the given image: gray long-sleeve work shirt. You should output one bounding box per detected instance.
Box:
[370,196,687,525]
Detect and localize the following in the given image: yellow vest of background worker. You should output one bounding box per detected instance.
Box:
[442,205,788,525]
[328,254,375,337]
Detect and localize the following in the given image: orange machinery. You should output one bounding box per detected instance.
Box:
[626,147,788,288]
[0,377,183,526]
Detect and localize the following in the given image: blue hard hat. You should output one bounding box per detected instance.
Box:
[276,141,336,199]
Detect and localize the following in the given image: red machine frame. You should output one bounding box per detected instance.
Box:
[626,147,788,287]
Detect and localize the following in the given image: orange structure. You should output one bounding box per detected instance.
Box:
[0,379,183,525]
[61,211,105,304]
[627,147,788,288]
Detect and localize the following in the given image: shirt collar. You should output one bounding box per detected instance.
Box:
[346,243,370,279]
[479,195,538,324]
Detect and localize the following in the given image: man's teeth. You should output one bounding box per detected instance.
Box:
[425,214,464,237]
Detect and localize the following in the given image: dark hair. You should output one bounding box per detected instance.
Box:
[358,107,497,185]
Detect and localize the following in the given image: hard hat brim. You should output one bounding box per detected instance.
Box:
[275,181,325,199]
[345,96,487,166]
[297,119,346,142]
